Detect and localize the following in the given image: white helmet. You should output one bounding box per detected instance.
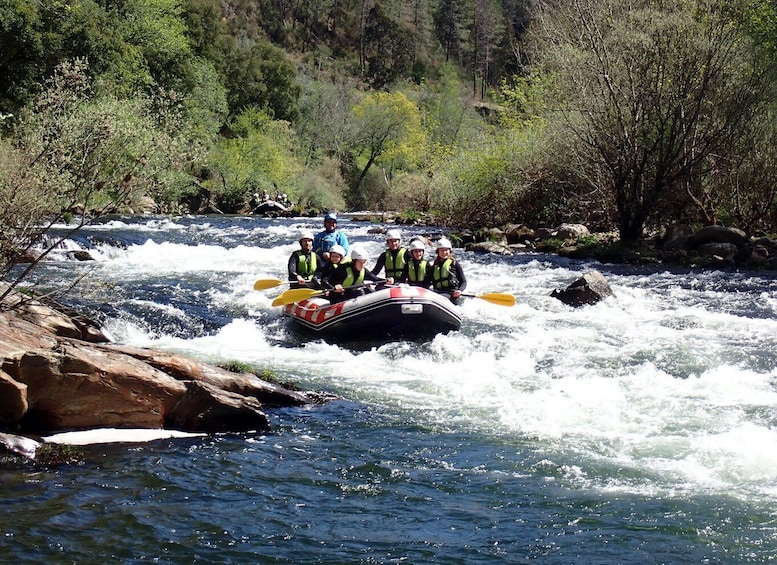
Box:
[436,237,452,250]
[408,239,425,251]
[298,231,314,242]
[329,244,346,257]
[350,247,369,261]
[386,229,401,241]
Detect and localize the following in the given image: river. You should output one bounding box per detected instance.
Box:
[3,214,777,563]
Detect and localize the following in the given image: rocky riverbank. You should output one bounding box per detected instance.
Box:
[0,282,320,460]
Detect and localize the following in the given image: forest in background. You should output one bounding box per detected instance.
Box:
[2,0,777,270]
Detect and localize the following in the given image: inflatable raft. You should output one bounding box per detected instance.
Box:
[282,286,462,342]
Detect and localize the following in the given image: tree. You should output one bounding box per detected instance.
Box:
[528,0,773,241]
[0,59,197,302]
[434,0,470,63]
[363,2,416,88]
[348,90,425,208]
[208,108,303,212]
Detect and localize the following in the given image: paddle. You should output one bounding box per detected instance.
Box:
[461,292,516,307]
[253,278,288,291]
[276,287,325,304]
[272,280,387,306]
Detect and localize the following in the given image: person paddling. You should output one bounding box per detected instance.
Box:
[326,247,384,303]
[371,229,409,285]
[287,231,320,289]
[312,211,349,262]
[424,237,467,304]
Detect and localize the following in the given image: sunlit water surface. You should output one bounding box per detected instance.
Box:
[3,215,777,563]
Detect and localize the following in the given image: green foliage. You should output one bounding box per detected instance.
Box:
[348,91,426,209]
[0,59,197,283]
[208,108,303,212]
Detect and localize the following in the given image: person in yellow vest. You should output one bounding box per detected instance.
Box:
[287,231,320,289]
[371,229,409,285]
[424,237,467,304]
[327,247,384,303]
[400,238,430,287]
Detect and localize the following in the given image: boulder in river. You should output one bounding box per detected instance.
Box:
[551,270,614,307]
[0,283,316,437]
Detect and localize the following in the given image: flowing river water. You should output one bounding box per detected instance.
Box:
[3,214,777,563]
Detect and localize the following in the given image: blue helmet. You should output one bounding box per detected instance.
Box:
[324,212,337,222]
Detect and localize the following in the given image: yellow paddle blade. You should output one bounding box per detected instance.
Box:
[254,278,284,291]
[475,292,516,307]
[273,288,324,306]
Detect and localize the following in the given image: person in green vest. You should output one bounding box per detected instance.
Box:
[371,229,410,285]
[287,231,320,289]
[327,247,384,303]
[424,237,467,304]
[400,238,430,287]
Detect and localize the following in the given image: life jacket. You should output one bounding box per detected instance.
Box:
[342,264,366,288]
[294,250,318,280]
[385,248,407,279]
[431,257,455,290]
[407,259,428,284]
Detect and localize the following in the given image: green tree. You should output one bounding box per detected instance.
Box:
[348,90,425,208]
[363,2,416,88]
[208,108,303,212]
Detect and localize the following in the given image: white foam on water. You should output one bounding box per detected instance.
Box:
[59,219,777,503]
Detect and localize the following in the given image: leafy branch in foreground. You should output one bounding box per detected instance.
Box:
[0,59,199,306]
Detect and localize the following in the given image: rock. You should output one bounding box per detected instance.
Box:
[696,242,738,259]
[690,225,747,247]
[1,283,110,343]
[663,224,694,251]
[556,223,590,241]
[12,343,187,431]
[0,370,28,427]
[535,227,555,240]
[103,344,310,407]
[551,270,614,307]
[754,237,777,253]
[0,432,40,459]
[66,250,94,261]
[0,283,313,435]
[465,241,513,255]
[502,223,535,244]
[167,381,269,433]
[749,245,770,264]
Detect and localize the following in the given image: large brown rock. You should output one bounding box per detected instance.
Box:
[167,381,269,432]
[0,370,27,427]
[104,344,310,407]
[11,342,187,431]
[0,284,314,435]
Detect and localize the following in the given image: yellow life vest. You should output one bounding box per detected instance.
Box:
[295,250,318,280]
[408,259,428,283]
[342,264,366,287]
[431,258,454,290]
[385,248,407,279]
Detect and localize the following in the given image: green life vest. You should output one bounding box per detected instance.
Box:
[431,258,454,290]
[342,264,366,287]
[408,259,428,283]
[295,250,318,280]
[385,248,407,279]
